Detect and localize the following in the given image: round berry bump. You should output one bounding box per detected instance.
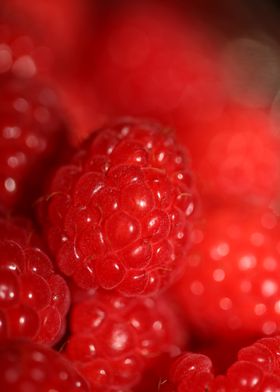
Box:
[160,336,280,391]
[41,119,196,295]
[65,290,185,392]
[0,217,70,345]
[0,339,90,392]
[176,205,280,341]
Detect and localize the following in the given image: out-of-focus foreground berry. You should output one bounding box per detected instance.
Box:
[160,335,280,391]
[65,290,185,392]
[39,119,196,296]
[0,217,70,345]
[0,339,90,392]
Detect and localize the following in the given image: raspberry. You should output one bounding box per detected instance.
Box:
[175,204,280,341]
[64,290,185,392]
[159,352,213,392]
[0,216,70,345]
[40,119,196,296]
[0,339,90,392]
[0,76,67,212]
[160,336,280,391]
[0,15,68,212]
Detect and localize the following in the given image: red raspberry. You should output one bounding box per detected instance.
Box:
[40,119,196,296]
[0,339,90,392]
[0,15,68,212]
[65,290,185,392]
[160,336,280,391]
[175,204,280,341]
[0,217,70,345]
[0,76,67,212]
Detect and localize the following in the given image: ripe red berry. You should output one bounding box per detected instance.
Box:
[160,335,280,391]
[0,217,70,345]
[0,76,67,212]
[0,17,68,212]
[65,290,185,392]
[40,119,196,296]
[0,339,90,392]
[175,204,280,341]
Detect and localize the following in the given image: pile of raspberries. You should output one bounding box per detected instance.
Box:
[1,1,280,391]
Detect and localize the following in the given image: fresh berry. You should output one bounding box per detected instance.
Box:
[0,216,70,345]
[160,335,280,391]
[65,290,185,392]
[40,119,196,296]
[175,204,280,341]
[189,106,280,206]
[0,13,68,212]
[0,339,90,392]
[0,76,67,212]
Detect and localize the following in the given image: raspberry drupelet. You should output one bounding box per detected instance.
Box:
[65,290,185,392]
[0,217,70,345]
[40,119,196,296]
[160,335,280,391]
[0,339,90,392]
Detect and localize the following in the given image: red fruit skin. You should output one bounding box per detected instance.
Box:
[65,290,186,392]
[175,204,280,342]
[160,336,280,391]
[0,339,90,392]
[0,217,70,346]
[40,119,196,296]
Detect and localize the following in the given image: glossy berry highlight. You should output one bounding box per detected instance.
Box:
[40,119,196,296]
[0,217,70,345]
[0,339,90,392]
[65,290,185,392]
